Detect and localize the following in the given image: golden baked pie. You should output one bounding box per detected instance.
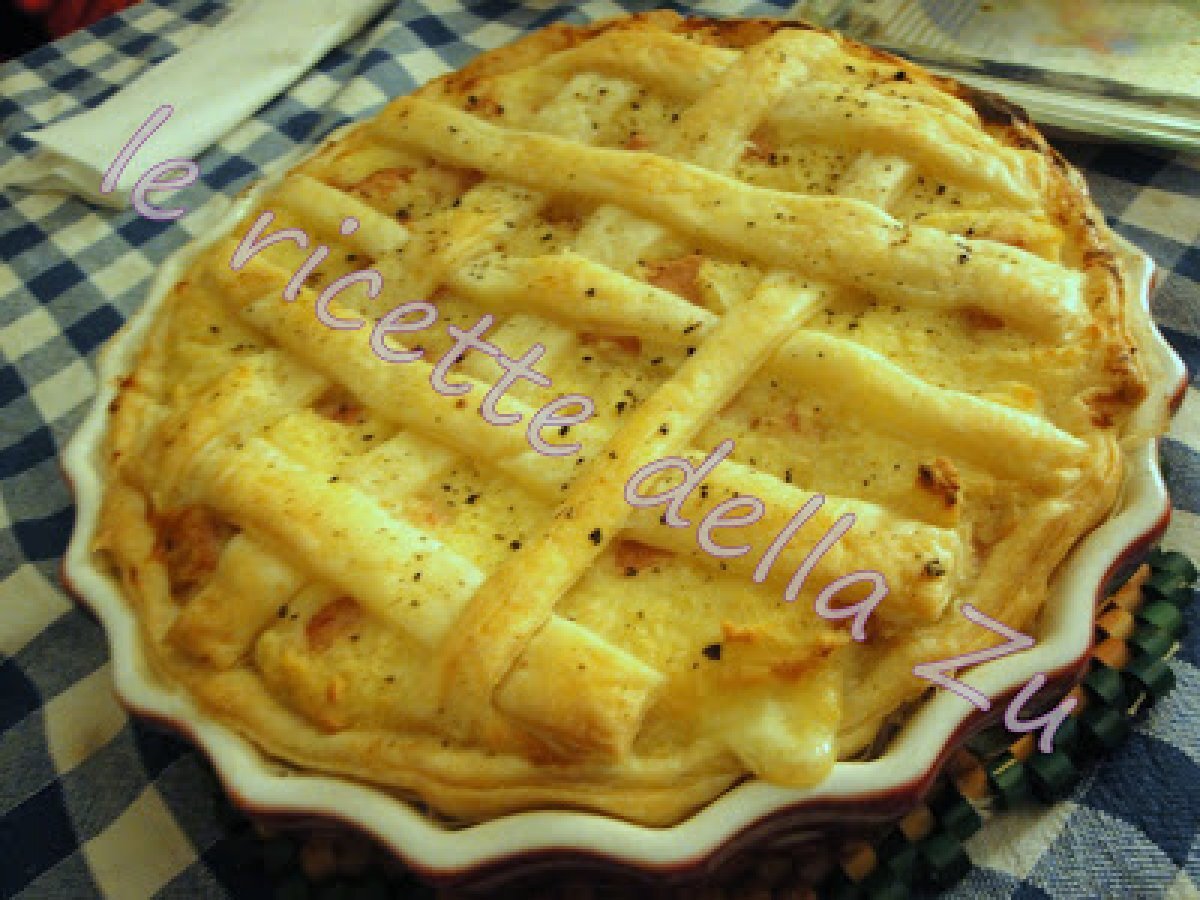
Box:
[94,12,1153,826]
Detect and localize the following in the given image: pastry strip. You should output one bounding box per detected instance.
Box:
[382,97,1081,336]
[168,534,307,667]
[538,28,978,122]
[268,173,411,256]
[533,28,1032,203]
[437,271,822,752]
[569,30,824,266]
[449,251,1086,489]
[208,253,960,605]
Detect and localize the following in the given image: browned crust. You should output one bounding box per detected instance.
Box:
[91,11,1150,828]
[430,11,1145,420]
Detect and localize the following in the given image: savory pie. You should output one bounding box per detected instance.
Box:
[94,11,1154,826]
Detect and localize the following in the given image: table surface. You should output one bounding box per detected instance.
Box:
[1,2,1199,898]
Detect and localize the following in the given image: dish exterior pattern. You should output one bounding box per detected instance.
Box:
[91,12,1158,828]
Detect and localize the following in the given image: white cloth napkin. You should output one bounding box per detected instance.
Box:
[0,0,392,207]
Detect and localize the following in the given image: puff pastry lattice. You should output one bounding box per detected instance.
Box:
[97,13,1152,825]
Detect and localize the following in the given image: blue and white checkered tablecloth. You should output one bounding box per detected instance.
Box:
[1,1,1198,898]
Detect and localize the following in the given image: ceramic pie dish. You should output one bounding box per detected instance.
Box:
[62,11,1187,890]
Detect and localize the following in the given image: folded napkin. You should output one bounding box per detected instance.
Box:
[0,0,392,207]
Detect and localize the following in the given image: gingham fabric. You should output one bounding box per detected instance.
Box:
[1,2,1198,898]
